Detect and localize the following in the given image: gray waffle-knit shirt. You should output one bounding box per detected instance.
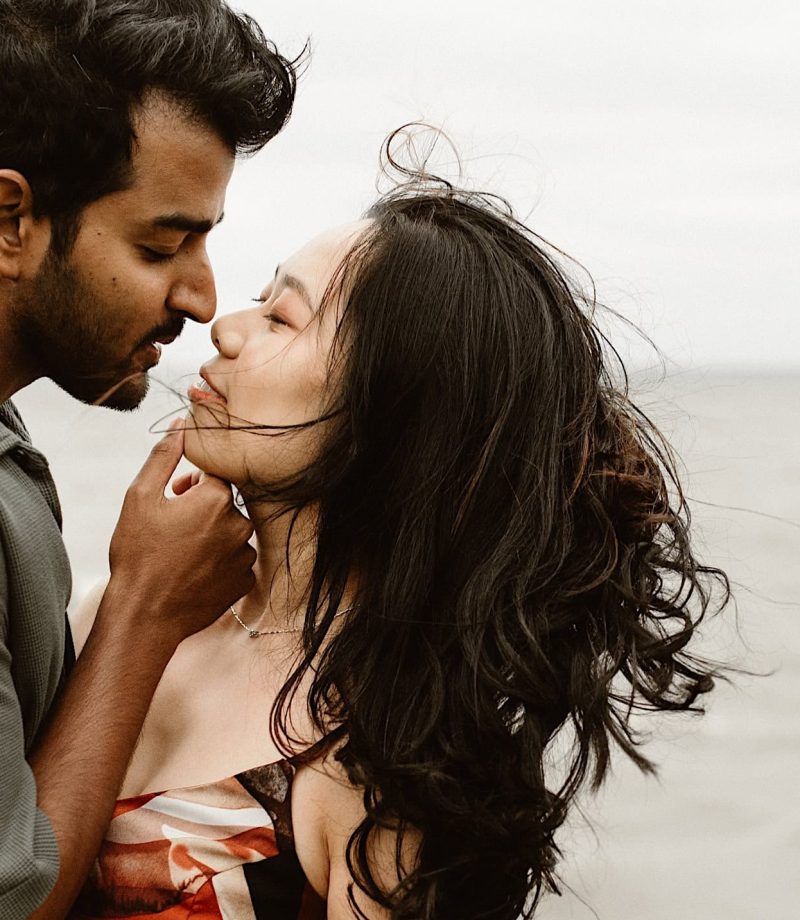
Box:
[0,400,72,918]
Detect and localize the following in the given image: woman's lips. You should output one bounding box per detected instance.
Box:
[187,381,227,406]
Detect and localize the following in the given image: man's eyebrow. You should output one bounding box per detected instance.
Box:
[151,212,225,234]
[274,265,315,314]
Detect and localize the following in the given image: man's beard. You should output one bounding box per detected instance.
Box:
[10,245,182,411]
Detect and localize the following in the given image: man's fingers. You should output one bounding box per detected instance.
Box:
[190,474,255,534]
[171,473,192,495]
[171,470,202,495]
[191,471,233,493]
[129,419,185,495]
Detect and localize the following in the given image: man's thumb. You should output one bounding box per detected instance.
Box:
[129,418,185,494]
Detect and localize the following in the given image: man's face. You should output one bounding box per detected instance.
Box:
[12,96,235,409]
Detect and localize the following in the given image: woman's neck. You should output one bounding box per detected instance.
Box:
[236,498,319,633]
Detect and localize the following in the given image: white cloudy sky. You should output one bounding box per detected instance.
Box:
[176,0,798,371]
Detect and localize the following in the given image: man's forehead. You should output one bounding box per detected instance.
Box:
[123,94,234,222]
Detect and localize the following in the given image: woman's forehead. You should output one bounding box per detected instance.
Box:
[277,219,374,287]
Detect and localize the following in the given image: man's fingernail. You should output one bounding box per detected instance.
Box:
[168,417,185,432]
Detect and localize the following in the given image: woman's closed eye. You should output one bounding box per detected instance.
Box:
[264,311,289,327]
[252,297,290,329]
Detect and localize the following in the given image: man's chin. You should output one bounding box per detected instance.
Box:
[53,370,151,412]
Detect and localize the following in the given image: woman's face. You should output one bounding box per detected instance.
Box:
[183,220,371,486]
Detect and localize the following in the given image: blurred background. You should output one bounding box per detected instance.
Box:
[16,1,799,917]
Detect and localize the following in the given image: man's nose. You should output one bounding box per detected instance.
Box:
[167,262,217,324]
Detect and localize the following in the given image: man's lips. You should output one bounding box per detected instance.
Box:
[138,342,162,367]
[137,333,178,360]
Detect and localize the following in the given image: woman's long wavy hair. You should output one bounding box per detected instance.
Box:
[255,139,730,919]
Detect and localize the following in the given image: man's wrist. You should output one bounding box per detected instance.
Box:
[91,578,182,664]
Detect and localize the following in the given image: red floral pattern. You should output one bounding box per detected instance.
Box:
[71,763,325,919]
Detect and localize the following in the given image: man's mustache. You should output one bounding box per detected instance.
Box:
[136,318,186,351]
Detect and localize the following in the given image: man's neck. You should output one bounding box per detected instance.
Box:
[0,365,39,404]
[0,299,39,403]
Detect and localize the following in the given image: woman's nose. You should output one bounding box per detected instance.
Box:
[210,316,245,358]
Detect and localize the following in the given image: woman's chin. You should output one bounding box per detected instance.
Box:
[182,422,231,481]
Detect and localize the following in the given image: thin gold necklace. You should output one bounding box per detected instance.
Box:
[228,602,354,638]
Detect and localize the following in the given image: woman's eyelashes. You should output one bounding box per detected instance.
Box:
[264,312,289,327]
[251,300,288,328]
[251,295,293,329]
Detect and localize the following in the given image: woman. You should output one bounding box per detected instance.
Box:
[70,162,728,919]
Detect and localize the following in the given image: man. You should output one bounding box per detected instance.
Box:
[0,2,298,916]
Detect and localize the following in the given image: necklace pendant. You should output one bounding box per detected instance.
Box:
[248,629,259,638]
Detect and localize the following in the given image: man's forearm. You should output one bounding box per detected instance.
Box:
[27,588,176,919]
[21,423,256,918]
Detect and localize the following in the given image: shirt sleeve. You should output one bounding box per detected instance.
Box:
[0,547,60,918]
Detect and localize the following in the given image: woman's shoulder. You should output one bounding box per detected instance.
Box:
[293,750,420,920]
[68,579,108,656]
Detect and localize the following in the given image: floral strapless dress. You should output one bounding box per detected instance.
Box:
[70,759,325,920]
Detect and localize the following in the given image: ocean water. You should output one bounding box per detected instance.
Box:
[14,367,800,920]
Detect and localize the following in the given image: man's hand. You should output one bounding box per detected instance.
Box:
[104,418,256,645]
[27,419,256,919]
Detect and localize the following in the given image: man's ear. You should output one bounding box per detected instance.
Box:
[0,170,45,281]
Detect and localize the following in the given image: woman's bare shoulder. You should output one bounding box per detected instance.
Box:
[293,749,420,919]
[68,579,108,657]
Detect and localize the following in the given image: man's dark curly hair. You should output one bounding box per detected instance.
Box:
[0,0,298,248]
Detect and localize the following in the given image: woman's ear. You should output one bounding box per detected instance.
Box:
[0,170,48,281]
